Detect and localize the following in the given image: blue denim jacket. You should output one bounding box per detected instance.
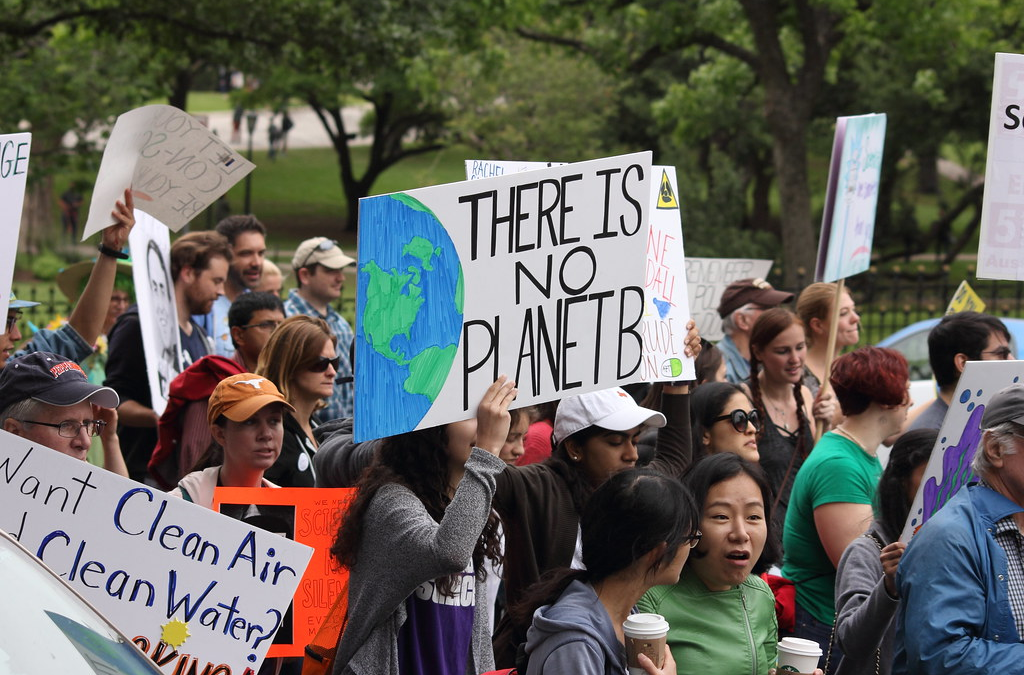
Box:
[894,484,1024,674]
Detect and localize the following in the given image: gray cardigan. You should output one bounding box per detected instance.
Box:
[332,448,506,675]
[834,521,900,675]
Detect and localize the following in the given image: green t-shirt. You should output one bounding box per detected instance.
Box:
[781,432,882,625]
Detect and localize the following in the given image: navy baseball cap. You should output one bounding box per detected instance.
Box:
[0,351,119,414]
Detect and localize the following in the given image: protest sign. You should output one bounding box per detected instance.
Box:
[684,258,774,342]
[978,53,1024,280]
[0,431,313,674]
[815,113,887,283]
[946,280,986,314]
[900,360,1024,542]
[212,487,354,658]
[355,152,652,441]
[639,167,694,381]
[0,132,30,315]
[83,105,255,239]
[129,210,181,416]
[465,159,566,181]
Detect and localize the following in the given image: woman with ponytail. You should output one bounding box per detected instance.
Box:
[515,468,699,675]
[744,308,833,533]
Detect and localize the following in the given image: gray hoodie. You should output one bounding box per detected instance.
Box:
[525,579,626,675]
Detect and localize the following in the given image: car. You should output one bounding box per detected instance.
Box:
[876,316,1024,407]
[0,528,163,675]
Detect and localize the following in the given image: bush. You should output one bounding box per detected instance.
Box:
[29,250,69,281]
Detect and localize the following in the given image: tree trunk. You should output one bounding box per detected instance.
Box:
[19,173,55,255]
[770,127,817,287]
[916,145,939,194]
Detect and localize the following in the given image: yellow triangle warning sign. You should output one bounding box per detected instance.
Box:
[657,169,678,210]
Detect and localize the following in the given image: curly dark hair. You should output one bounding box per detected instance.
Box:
[330,425,503,597]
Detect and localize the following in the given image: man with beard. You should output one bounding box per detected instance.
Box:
[105,231,232,483]
[194,215,267,357]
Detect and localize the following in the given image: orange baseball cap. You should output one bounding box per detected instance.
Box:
[207,373,295,425]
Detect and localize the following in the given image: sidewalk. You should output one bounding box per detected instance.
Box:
[195,104,372,152]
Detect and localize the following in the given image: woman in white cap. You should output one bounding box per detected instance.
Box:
[171,372,295,507]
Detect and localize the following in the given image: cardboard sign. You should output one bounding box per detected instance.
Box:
[464,160,566,181]
[815,113,887,283]
[212,487,354,658]
[0,432,313,674]
[129,210,182,416]
[355,152,652,441]
[946,280,986,314]
[83,105,254,239]
[639,167,694,382]
[0,132,30,315]
[683,258,774,341]
[978,53,1024,280]
[900,360,1024,542]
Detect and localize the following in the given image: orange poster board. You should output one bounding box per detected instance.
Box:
[212,487,354,658]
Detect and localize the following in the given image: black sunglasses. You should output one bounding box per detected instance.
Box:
[308,356,341,373]
[712,409,761,433]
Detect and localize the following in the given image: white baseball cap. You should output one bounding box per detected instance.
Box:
[552,387,666,445]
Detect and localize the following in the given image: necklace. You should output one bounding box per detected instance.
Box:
[763,394,791,430]
[834,425,867,451]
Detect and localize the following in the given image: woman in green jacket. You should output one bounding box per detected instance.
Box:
[639,453,779,674]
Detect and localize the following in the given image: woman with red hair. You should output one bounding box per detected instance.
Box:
[781,346,911,673]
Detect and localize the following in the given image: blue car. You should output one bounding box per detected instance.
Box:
[877,317,1024,381]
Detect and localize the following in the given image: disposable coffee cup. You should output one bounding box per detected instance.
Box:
[623,613,669,675]
[776,637,822,674]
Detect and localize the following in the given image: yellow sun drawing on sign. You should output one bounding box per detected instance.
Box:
[161,619,190,648]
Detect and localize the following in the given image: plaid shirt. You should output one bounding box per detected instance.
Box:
[992,514,1024,638]
[284,289,354,422]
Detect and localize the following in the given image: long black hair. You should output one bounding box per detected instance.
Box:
[691,381,754,459]
[331,424,503,596]
[685,452,780,573]
[509,468,698,626]
[876,428,936,542]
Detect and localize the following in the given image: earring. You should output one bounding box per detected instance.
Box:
[570,454,580,462]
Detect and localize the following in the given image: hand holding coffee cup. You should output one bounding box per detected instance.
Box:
[623,614,670,675]
[776,637,823,674]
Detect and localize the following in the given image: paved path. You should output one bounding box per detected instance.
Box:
[195,104,371,152]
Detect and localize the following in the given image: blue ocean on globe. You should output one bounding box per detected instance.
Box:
[355,193,464,441]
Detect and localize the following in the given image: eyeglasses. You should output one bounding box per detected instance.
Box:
[686,530,703,549]
[299,239,338,270]
[240,320,282,332]
[712,409,761,433]
[17,419,107,438]
[6,311,22,333]
[308,356,340,373]
[981,346,1014,360]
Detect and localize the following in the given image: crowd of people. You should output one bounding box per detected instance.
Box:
[5,203,1024,675]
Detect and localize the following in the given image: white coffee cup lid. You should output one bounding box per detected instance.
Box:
[623,613,669,637]
[777,637,822,656]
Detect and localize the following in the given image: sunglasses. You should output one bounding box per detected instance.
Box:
[712,409,761,433]
[299,238,338,270]
[308,356,341,373]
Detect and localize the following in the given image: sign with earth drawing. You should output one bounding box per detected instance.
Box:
[900,360,1024,542]
[355,152,653,442]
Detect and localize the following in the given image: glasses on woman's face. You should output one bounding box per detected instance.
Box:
[308,356,340,373]
[5,311,22,333]
[17,418,107,438]
[686,530,703,549]
[712,409,761,433]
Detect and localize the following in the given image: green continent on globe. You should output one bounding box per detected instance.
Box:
[403,236,441,273]
[404,345,458,400]
[360,259,425,364]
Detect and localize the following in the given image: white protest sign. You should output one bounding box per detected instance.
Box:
[640,167,694,382]
[979,53,1024,279]
[0,133,30,315]
[900,360,1024,542]
[465,159,567,181]
[83,105,255,239]
[130,210,181,416]
[0,431,313,674]
[683,258,773,341]
[356,152,652,441]
[815,113,887,283]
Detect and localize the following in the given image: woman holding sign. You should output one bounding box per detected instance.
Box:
[797,282,861,398]
[781,347,910,673]
[330,377,517,675]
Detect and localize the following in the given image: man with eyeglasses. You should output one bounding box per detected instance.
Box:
[285,237,355,421]
[909,311,1015,432]
[227,291,286,371]
[0,351,127,477]
[1,189,135,370]
[716,278,795,384]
